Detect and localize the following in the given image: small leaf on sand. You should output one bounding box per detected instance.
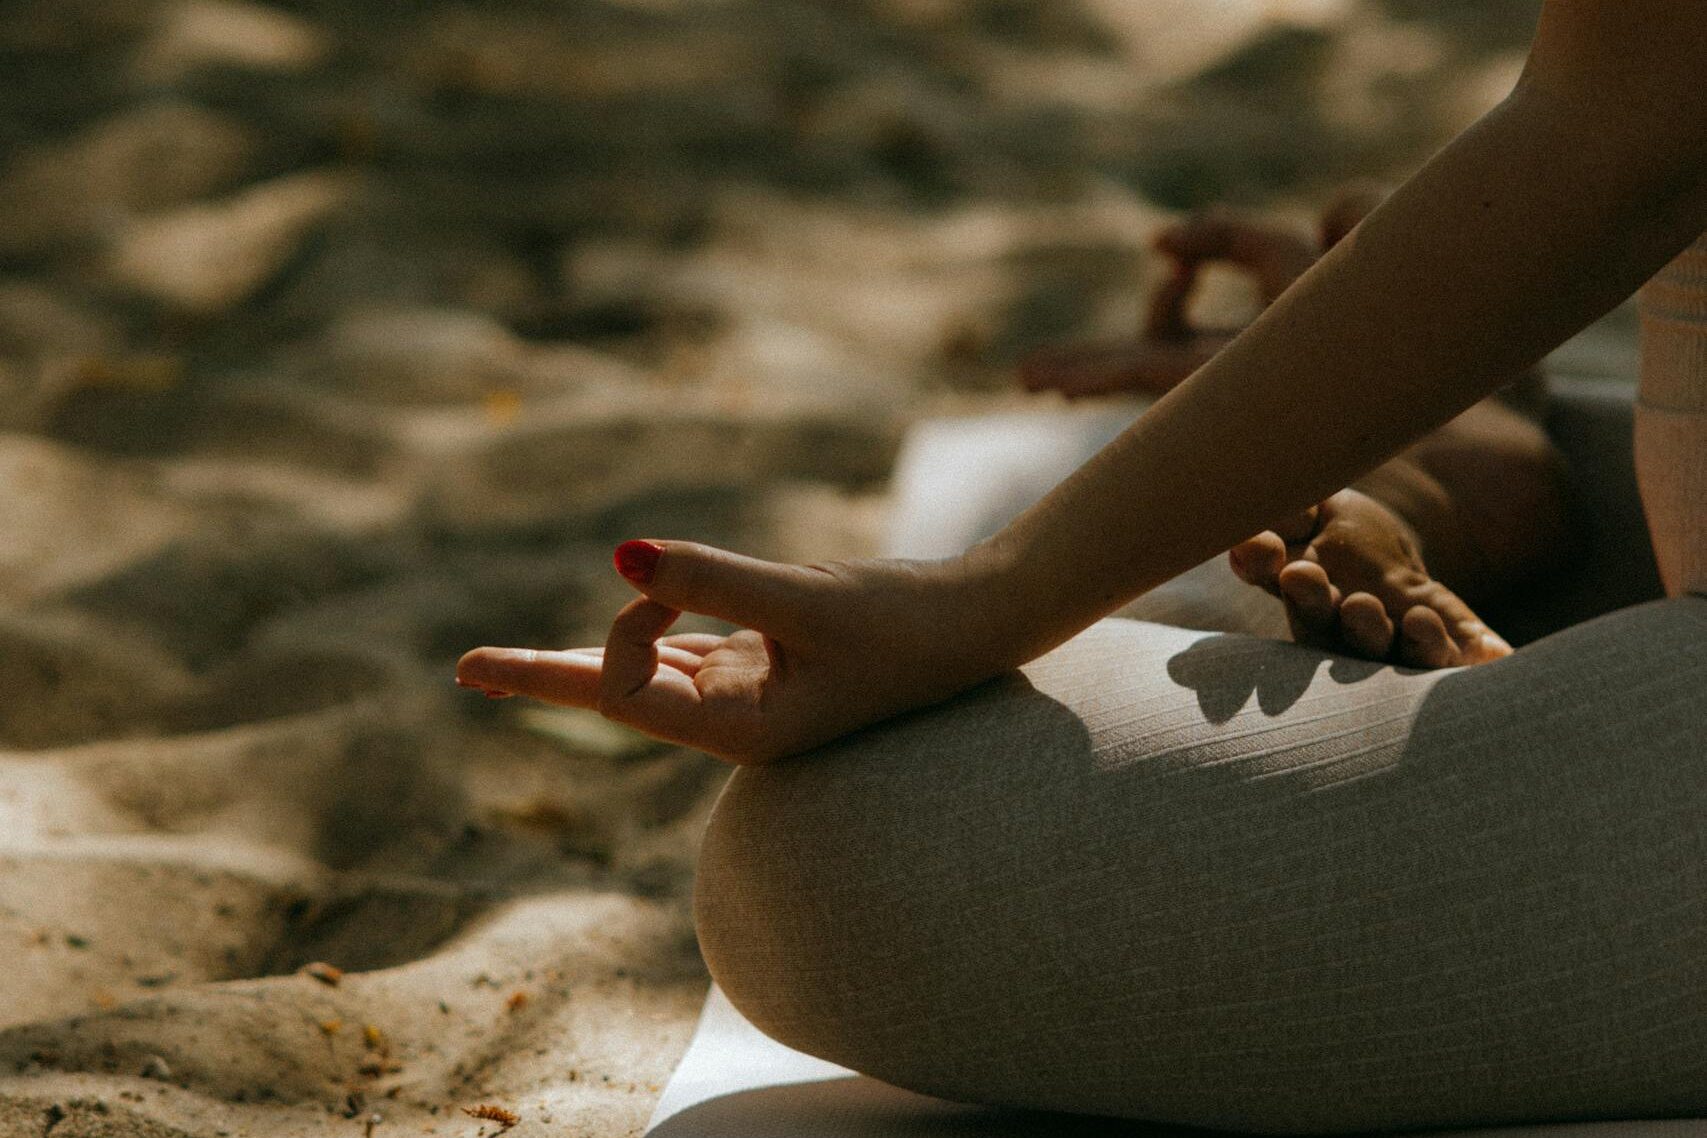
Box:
[301,961,343,986]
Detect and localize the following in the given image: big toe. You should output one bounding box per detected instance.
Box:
[1455,619,1514,665]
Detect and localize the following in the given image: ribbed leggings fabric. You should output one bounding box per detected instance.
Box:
[694,236,1707,1134]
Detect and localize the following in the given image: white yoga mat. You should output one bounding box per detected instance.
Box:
[644,984,1202,1137]
[647,984,1707,1138]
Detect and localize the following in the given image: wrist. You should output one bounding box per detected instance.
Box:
[945,534,1063,674]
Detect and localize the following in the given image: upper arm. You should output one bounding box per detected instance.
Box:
[1525,0,1707,125]
[1515,0,1707,203]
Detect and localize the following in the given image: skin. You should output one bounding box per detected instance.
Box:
[1022,192,1567,666]
[461,0,1707,765]
[1019,206,1321,401]
[1231,487,1515,668]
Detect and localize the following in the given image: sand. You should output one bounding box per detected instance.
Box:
[0,1,1547,1134]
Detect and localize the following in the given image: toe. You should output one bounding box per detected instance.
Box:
[1278,560,1341,648]
[1270,504,1321,545]
[1399,606,1462,669]
[1453,619,1514,665]
[1229,531,1288,592]
[1339,592,1395,660]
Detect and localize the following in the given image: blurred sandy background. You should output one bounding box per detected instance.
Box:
[0,1,1544,1135]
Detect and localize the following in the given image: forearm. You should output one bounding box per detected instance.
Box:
[970,78,1707,667]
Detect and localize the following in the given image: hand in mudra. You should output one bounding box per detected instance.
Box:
[1019,208,1321,399]
[1019,185,1391,400]
[457,541,998,764]
[1229,490,1512,668]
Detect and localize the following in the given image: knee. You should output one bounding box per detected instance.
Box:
[691,767,771,1006]
[692,764,858,1063]
[693,754,968,1095]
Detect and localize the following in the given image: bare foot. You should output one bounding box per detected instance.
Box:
[1228,489,1513,668]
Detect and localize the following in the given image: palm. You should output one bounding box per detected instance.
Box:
[684,631,773,720]
[457,548,988,765]
[536,626,783,760]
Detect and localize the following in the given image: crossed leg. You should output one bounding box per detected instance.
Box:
[697,599,1707,1134]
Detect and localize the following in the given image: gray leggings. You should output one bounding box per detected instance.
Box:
[696,599,1707,1133]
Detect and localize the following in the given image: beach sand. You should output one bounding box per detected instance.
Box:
[0,1,1546,1133]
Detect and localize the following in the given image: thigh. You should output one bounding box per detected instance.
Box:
[695,600,1707,1133]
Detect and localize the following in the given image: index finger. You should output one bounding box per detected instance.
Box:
[600,597,681,704]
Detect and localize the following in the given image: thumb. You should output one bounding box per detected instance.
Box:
[613,540,813,639]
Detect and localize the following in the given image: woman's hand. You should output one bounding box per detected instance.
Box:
[1019,187,1396,401]
[456,541,1011,764]
[1019,208,1320,400]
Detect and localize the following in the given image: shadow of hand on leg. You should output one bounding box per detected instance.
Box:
[1165,634,1384,723]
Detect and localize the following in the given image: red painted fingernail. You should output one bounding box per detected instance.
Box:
[614,540,663,584]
